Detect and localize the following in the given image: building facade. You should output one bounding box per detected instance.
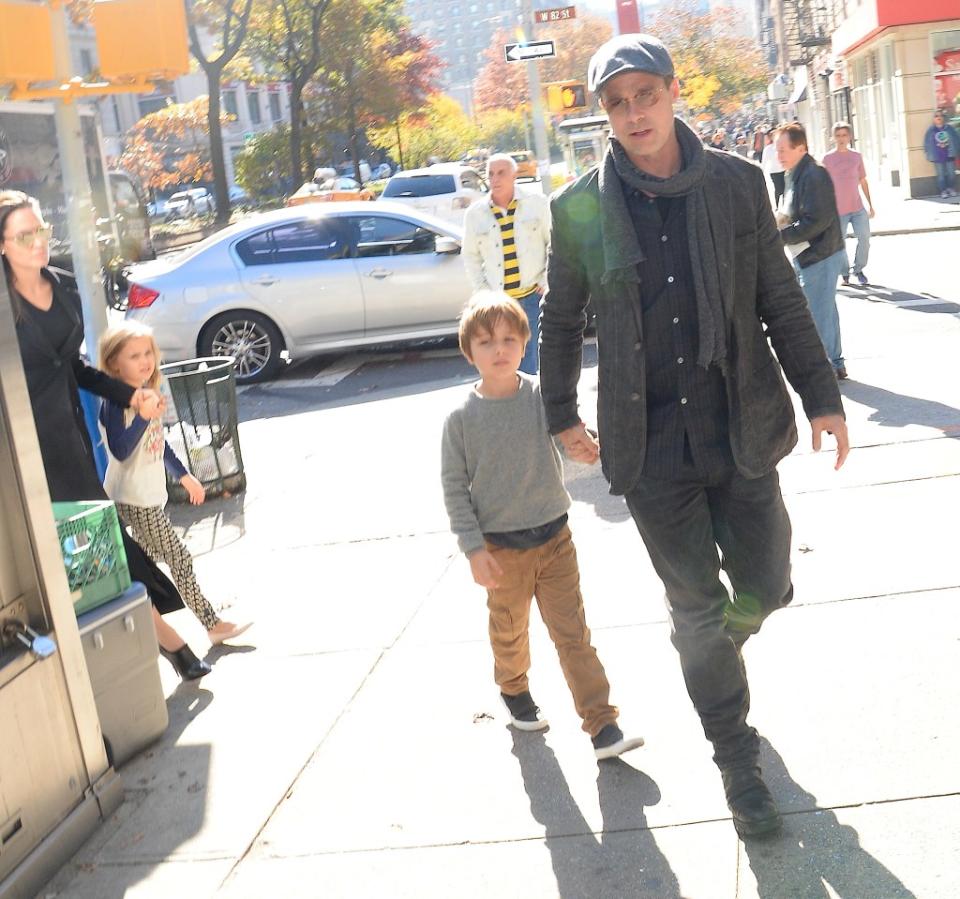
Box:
[768,0,960,197]
[401,0,557,114]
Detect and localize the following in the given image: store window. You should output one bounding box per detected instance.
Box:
[932,29,960,129]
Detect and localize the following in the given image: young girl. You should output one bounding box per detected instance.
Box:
[98,322,251,658]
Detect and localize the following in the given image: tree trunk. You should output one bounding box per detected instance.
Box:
[346,92,362,184]
[395,118,404,171]
[290,80,307,187]
[205,74,231,224]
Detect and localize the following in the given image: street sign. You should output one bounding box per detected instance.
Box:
[504,40,557,63]
[535,5,576,23]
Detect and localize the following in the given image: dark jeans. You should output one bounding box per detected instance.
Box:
[625,462,794,769]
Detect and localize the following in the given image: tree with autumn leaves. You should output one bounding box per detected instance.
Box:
[473,5,767,121]
[652,2,769,118]
[118,97,227,195]
[473,13,613,113]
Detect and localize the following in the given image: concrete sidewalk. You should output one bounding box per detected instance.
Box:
[865,181,960,235]
[43,294,960,897]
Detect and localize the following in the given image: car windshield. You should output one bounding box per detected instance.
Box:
[382,174,457,198]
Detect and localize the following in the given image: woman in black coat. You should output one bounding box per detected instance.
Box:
[1,190,209,680]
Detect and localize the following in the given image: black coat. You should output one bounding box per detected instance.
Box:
[14,269,184,614]
[541,149,844,496]
[15,269,134,502]
[778,153,843,269]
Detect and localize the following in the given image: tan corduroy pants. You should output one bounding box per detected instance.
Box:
[485,526,617,736]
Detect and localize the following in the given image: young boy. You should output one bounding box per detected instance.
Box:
[441,290,643,760]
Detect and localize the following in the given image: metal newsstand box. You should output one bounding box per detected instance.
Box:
[76,582,168,768]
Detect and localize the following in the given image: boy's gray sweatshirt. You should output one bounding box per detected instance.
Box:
[441,374,571,556]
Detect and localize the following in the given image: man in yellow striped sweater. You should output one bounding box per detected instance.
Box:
[463,154,551,373]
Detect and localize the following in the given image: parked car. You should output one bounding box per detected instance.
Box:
[380,163,488,224]
[125,202,470,383]
[165,188,214,220]
[286,177,375,206]
[371,162,392,180]
[509,150,539,181]
[229,185,251,207]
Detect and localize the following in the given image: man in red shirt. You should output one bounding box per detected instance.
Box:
[822,122,874,286]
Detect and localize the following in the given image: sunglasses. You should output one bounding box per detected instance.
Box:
[4,225,53,249]
[604,84,668,112]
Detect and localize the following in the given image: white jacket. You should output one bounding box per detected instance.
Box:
[461,191,551,293]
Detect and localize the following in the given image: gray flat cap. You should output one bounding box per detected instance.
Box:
[587,33,674,93]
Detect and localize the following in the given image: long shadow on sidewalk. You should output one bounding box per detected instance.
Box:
[840,281,959,314]
[839,381,960,438]
[511,731,682,898]
[743,739,917,899]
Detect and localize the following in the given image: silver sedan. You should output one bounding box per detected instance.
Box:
[126,202,473,383]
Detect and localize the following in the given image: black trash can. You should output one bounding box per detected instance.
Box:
[161,357,246,501]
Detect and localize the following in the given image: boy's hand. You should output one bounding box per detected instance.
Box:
[180,473,206,505]
[469,549,503,589]
[557,422,600,464]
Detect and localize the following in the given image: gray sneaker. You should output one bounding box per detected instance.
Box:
[500,691,549,731]
[592,723,645,760]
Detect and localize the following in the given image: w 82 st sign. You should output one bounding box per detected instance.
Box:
[535,5,576,23]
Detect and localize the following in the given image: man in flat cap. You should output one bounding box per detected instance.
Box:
[539,33,850,838]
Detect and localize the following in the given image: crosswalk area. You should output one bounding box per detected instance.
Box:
[236,345,465,393]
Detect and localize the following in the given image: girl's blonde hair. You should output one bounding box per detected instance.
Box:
[98,320,163,391]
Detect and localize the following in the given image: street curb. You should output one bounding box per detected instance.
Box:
[871,224,960,237]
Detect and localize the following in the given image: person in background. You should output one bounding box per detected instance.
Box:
[822,122,874,286]
[708,129,727,151]
[923,110,960,198]
[776,122,848,380]
[761,128,786,207]
[462,154,551,374]
[98,321,253,665]
[0,190,211,681]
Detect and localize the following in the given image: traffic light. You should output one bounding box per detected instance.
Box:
[546,81,587,114]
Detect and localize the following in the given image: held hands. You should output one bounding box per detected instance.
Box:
[131,388,166,420]
[811,414,850,470]
[557,422,600,465]
[180,473,206,505]
[469,549,503,589]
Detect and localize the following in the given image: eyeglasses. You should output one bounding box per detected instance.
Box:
[3,225,53,249]
[604,84,667,113]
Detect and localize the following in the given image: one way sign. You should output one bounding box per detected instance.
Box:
[504,40,557,63]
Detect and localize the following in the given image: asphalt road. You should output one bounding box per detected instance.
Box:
[233,232,959,424]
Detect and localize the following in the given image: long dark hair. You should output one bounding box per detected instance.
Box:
[0,190,43,321]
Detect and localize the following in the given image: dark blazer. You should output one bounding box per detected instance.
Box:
[540,148,844,496]
[778,153,843,269]
[14,268,134,502]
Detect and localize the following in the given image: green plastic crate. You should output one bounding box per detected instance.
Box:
[52,501,131,615]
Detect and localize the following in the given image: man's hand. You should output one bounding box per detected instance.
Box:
[811,414,850,470]
[557,422,600,465]
[469,549,503,589]
[868,205,876,219]
[180,473,206,505]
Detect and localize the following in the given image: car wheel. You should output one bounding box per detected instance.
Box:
[200,312,284,383]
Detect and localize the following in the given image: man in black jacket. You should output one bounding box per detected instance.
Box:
[539,34,849,839]
[776,122,848,379]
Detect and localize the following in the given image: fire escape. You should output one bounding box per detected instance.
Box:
[781,0,832,66]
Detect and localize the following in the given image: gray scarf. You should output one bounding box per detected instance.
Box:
[604,119,728,370]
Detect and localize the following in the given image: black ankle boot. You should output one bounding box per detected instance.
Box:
[159,644,211,680]
[721,765,781,839]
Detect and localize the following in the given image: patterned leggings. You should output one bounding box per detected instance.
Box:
[116,503,220,630]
